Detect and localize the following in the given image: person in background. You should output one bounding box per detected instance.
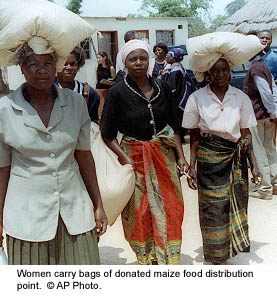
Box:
[96,51,116,120]
[56,46,100,123]
[152,43,168,78]
[116,30,136,74]
[183,58,261,264]
[243,49,277,200]
[258,30,276,80]
[0,43,107,265]
[162,48,196,137]
[100,39,188,265]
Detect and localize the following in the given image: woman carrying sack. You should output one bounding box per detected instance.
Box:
[182,33,264,264]
[100,39,188,265]
[0,0,107,265]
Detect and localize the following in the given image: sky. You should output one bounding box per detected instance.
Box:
[54,0,233,19]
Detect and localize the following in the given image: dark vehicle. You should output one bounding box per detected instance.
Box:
[230,62,251,90]
[230,47,277,90]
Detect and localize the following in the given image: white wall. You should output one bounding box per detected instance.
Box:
[8,17,188,90]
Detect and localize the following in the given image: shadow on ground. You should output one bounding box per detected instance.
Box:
[99,246,129,265]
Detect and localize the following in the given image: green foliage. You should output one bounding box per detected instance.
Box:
[188,16,209,37]
[48,0,54,2]
[138,0,212,17]
[209,15,227,32]
[66,0,83,15]
[225,0,247,17]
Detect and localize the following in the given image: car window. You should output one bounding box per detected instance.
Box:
[244,61,251,71]
[232,65,244,72]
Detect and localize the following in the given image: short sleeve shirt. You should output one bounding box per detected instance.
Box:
[0,84,95,241]
[182,84,257,142]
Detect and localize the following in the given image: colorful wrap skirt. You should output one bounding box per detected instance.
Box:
[120,125,184,265]
[6,216,100,265]
[197,133,250,264]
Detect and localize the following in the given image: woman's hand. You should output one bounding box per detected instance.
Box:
[94,207,108,237]
[251,166,262,187]
[187,168,197,190]
[118,155,135,169]
[177,157,189,176]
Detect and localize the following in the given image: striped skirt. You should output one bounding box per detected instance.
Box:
[6,216,100,265]
[197,134,250,264]
[121,125,184,265]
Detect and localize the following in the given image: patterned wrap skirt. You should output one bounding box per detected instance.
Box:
[120,125,184,265]
[6,216,100,265]
[197,133,250,264]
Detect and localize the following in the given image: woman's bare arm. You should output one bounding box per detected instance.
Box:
[240,128,262,186]
[0,166,10,247]
[102,136,134,168]
[74,150,107,236]
[188,128,200,190]
[174,132,189,175]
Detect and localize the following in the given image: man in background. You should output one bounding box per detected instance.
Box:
[258,30,277,81]
[115,30,136,73]
[243,36,277,200]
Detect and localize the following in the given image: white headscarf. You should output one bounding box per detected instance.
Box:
[121,39,151,75]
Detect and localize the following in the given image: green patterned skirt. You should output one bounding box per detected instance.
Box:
[197,134,250,264]
[6,216,100,265]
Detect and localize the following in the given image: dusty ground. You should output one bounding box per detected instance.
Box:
[98,142,277,265]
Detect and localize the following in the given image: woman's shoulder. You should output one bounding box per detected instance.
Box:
[228,85,249,99]
[55,85,85,107]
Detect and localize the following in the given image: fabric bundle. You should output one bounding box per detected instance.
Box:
[90,123,135,226]
[0,0,96,71]
[186,32,265,81]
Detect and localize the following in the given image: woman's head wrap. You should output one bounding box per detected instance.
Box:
[168,48,185,62]
[121,39,151,75]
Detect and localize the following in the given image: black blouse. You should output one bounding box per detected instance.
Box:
[100,75,179,141]
[96,66,112,89]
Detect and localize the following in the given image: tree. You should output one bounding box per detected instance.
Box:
[225,0,247,17]
[137,0,212,17]
[209,15,227,32]
[189,16,209,37]
[66,0,83,15]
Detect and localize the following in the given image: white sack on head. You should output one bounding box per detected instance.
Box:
[90,123,135,226]
[186,32,265,82]
[0,0,96,71]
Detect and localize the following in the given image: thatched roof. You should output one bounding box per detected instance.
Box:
[218,0,277,33]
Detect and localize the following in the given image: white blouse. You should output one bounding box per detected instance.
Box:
[182,84,257,142]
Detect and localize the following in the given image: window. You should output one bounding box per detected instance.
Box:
[135,30,149,41]
[156,30,174,46]
[80,38,91,59]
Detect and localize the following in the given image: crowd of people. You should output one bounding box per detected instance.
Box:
[0,21,276,266]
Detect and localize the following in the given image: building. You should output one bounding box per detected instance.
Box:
[8,16,188,90]
[218,0,277,45]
